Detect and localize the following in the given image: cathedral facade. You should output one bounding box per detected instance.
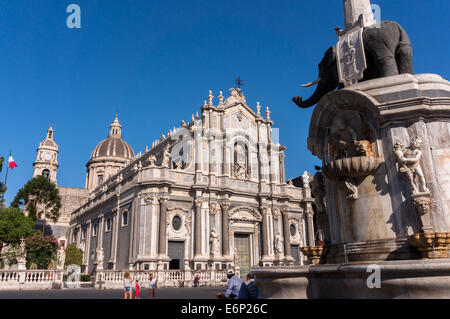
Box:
[36,89,315,274]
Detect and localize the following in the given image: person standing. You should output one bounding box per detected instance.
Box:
[134,279,141,299]
[194,274,200,287]
[123,272,133,299]
[216,269,242,299]
[149,273,157,299]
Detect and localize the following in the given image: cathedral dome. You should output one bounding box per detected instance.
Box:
[88,115,135,161]
[90,137,134,160]
[86,115,135,191]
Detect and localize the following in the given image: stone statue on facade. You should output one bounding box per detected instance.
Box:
[210,228,220,256]
[302,171,311,188]
[393,136,430,194]
[149,156,156,167]
[274,234,284,257]
[162,146,171,168]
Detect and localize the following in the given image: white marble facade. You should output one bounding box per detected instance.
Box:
[68,89,314,273]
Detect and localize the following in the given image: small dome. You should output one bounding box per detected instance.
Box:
[89,115,135,161]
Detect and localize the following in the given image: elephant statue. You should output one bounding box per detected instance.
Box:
[293,21,413,109]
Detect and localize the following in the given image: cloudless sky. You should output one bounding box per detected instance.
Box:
[0,0,449,203]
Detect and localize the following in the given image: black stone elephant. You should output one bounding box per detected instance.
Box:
[293,21,414,109]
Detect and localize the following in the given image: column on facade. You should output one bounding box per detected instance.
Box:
[194,199,203,257]
[76,226,81,247]
[128,198,138,268]
[84,221,92,267]
[221,202,230,257]
[260,207,269,259]
[111,208,120,269]
[158,196,168,257]
[305,203,315,246]
[280,153,286,183]
[97,214,104,249]
[281,207,292,258]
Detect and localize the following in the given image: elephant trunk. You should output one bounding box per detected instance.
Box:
[292,46,339,109]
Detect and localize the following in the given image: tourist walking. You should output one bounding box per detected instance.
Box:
[149,273,157,299]
[193,274,200,287]
[123,272,133,299]
[134,279,140,299]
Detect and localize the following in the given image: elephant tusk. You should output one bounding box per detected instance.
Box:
[300,78,321,88]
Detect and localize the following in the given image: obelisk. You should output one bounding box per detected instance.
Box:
[342,0,376,29]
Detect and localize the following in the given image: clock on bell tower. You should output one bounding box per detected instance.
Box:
[33,125,59,184]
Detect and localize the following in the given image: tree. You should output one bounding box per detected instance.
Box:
[0,207,34,247]
[11,175,62,223]
[25,234,59,269]
[64,243,82,268]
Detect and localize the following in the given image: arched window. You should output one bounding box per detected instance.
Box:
[122,211,128,226]
[42,169,50,180]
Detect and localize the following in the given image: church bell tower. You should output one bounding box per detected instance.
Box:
[33,125,59,184]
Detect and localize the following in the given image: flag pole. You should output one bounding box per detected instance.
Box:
[0,158,9,215]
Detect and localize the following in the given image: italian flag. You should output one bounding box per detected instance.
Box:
[8,152,17,170]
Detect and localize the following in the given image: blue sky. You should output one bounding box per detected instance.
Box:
[0,0,449,203]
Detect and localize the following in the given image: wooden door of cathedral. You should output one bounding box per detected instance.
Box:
[168,241,185,269]
[234,234,250,279]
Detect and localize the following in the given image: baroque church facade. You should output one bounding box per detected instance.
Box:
[34,89,316,273]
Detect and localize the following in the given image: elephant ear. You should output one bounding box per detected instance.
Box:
[324,46,337,67]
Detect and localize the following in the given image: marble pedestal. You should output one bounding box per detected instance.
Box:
[253,259,450,299]
[256,73,450,298]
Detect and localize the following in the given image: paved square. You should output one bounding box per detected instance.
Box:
[0,287,223,299]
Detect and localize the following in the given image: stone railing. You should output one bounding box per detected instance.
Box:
[94,269,228,289]
[0,270,64,290]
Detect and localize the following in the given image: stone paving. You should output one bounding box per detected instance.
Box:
[0,287,223,299]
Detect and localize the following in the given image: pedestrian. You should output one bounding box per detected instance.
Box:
[216,269,242,299]
[194,274,200,287]
[237,272,259,299]
[134,279,140,299]
[149,273,157,299]
[123,272,133,299]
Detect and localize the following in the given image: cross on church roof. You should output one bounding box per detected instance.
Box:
[235,77,244,89]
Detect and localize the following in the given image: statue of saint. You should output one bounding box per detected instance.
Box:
[274,234,284,256]
[210,228,220,256]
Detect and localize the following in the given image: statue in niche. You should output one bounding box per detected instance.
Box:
[233,143,248,180]
[274,234,284,256]
[327,112,375,161]
[393,136,430,194]
[210,228,220,256]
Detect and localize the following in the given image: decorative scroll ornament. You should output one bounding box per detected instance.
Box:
[224,88,246,106]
